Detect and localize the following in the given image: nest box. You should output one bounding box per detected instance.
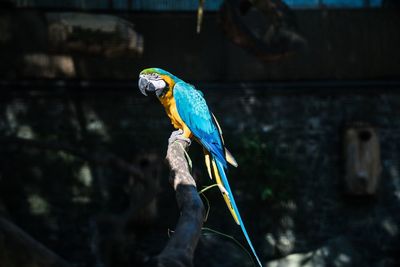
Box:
[343,122,382,196]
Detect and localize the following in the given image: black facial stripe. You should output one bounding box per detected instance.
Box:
[157,83,169,98]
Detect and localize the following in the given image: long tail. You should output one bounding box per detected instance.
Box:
[211,158,263,267]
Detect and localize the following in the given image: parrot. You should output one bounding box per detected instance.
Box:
[138,67,262,267]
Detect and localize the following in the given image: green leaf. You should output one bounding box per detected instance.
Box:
[261,187,273,200]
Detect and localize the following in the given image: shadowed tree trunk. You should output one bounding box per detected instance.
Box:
[148,139,205,267]
[0,138,204,267]
[0,217,71,267]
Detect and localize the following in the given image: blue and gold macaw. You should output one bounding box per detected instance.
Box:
[138,68,262,267]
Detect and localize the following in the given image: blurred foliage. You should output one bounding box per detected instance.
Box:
[238,134,297,204]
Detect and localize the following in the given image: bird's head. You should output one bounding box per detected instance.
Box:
[138,68,177,98]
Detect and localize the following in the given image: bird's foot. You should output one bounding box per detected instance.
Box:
[169,129,191,145]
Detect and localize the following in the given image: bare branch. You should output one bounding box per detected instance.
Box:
[149,140,205,267]
[0,216,71,267]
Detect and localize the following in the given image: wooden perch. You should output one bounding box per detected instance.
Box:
[149,140,205,267]
[0,216,71,267]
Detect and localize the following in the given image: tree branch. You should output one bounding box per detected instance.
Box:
[149,140,205,267]
[0,216,71,267]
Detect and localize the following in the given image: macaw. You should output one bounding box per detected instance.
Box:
[138,67,262,267]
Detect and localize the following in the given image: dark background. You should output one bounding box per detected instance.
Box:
[0,2,399,267]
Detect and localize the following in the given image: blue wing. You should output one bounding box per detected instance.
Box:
[173,82,227,166]
[174,82,263,267]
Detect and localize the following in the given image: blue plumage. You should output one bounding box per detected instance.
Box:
[174,82,227,167]
[174,81,262,267]
[139,67,262,267]
[215,160,262,267]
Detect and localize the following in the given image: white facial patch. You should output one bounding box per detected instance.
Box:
[150,79,167,90]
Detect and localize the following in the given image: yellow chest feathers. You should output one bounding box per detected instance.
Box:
[158,76,185,129]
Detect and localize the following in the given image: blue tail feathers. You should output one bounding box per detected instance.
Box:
[215,160,263,267]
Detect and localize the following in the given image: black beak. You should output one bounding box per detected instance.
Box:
[138,77,156,96]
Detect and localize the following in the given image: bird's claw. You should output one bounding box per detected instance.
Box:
[169,129,191,145]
